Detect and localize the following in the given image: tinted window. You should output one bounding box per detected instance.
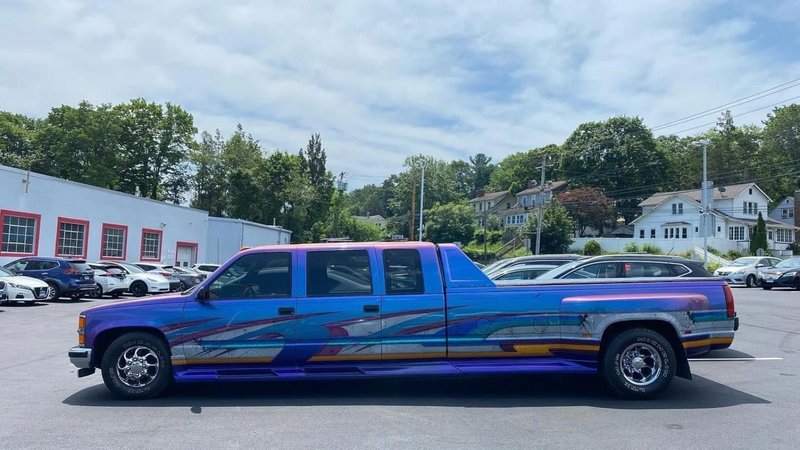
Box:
[624,262,673,277]
[564,262,619,279]
[383,249,424,295]
[307,250,372,296]
[497,271,526,280]
[25,260,44,271]
[198,265,218,272]
[209,252,291,299]
[137,264,156,271]
[670,264,690,276]
[68,262,90,271]
[5,260,29,271]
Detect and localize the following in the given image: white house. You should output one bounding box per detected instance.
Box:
[468,190,513,227]
[769,196,795,226]
[500,180,569,228]
[629,182,797,253]
[0,165,291,267]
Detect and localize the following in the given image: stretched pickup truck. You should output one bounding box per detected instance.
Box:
[68,242,738,399]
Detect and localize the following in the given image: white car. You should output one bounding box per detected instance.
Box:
[0,266,50,304]
[133,262,182,291]
[88,263,131,298]
[97,261,171,297]
[714,256,781,287]
[192,263,220,276]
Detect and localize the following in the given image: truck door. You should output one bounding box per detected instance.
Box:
[178,251,299,366]
[379,247,447,360]
[293,248,383,363]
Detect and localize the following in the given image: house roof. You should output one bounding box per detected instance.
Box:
[638,182,770,207]
[713,210,799,230]
[469,190,509,202]
[515,180,569,196]
[609,225,634,236]
[769,196,795,213]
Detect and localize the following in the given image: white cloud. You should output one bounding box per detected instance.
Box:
[1,0,798,187]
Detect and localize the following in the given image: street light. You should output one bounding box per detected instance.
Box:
[690,139,712,269]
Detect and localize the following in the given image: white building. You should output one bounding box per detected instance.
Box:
[206,217,291,264]
[0,165,291,267]
[768,196,795,226]
[629,182,796,253]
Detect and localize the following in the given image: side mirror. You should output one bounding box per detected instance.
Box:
[755,264,764,268]
[195,287,210,303]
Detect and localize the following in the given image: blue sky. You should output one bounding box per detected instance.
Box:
[1,0,799,187]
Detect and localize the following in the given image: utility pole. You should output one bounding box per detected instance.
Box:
[409,178,416,241]
[691,139,712,269]
[535,156,548,255]
[418,165,425,241]
[483,209,488,259]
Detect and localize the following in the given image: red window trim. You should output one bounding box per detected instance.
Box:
[100,223,129,261]
[54,217,90,259]
[174,241,199,267]
[0,209,42,257]
[140,228,163,262]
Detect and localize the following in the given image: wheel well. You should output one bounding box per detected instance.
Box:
[92,327,170,368]
[599,320,691,380]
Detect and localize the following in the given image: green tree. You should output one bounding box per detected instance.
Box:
[299,133,335,236]
[761,105,800,202]
[189,130,227,216]
[221,124,264,221]
[469,153,495,195]
[448,159,474,199]
[524,199,575,254]
[0,112,40,169]
[561,116,668,222]
[750,212,768,255]
[344,183,388,217]
[488,145,559,194]
[423,202,476,244]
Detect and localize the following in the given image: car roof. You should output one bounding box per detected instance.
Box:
[580,254,697,263]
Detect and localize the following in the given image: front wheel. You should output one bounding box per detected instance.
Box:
[746,275,755,288]
[600,328,676,399]
[46,283,61,300]
[101,332,172,399]
[130,281,148,297]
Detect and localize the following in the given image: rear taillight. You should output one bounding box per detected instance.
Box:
[723,284,736,318]
[64,268,79,275]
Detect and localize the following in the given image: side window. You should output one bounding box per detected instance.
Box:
[624,262,673,277]
[670,264,690,276]
[307,250,373,296]
[4,260,28,271]
[564,262,619,279]
[382,249,424,295]
[208,252,291,299]
[42,261,60,270]
[25,260,43,271]
[497,271,526,280]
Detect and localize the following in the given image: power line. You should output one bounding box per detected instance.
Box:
[670,95,800,135]
[652,76,800,130]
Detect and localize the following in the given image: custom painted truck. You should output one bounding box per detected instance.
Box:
[68,242,738,399]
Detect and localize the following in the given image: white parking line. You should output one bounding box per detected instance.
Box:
[688,357,784,361]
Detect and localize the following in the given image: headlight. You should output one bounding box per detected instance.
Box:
[731,271,745,276]
[783,271,797,277]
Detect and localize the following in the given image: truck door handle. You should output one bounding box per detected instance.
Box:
[363,304,379,313]
[278,307,295,316]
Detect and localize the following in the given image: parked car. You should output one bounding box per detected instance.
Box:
[482,254,583,276]
[96,262,171,297]
[714,256,781,288]
[171,266,204,290]
[87,263,131,298]
[133,262,182,291]
[537,255,712,280]
[758,257,800,290]
[0,266,50,304]
[191,263,220,276]
[3,257,96,300]
[490,264,557,281]
[69,242,737,400]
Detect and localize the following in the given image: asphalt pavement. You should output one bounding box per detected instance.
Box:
[1,287,798,449]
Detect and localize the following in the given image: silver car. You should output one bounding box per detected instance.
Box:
[714,256,781,287]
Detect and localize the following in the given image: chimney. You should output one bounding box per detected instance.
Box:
[794,190,800,241]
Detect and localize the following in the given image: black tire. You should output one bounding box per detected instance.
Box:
[101,332,172,400]
[762,285,772,290]
[46,282,61,300]
[70,294,82,301]
[746,275,755,288]
[130,281,148,297]
[111,294,120,299]
[794,279,800,291]
[600,328,676,399]
[90,284,103,298]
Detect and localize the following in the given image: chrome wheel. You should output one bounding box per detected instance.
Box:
[46,285,57,300]
[116,346,160,388]
[619,342,662,386]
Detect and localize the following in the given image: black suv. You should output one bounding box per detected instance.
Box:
[536,254,712,280]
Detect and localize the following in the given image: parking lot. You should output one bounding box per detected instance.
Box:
[1,287,798,449]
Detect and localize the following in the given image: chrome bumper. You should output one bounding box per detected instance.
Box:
[68,347,95,377]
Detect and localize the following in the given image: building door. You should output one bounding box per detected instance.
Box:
[175,242,198,267]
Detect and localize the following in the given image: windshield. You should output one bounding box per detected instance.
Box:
[775,258,800,268]
[115,262,145,273]
[0,267,13,277]
[730,257,758,266]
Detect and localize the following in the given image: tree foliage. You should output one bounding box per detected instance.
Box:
[750,212,768,255]
[524,199,575,254]
[489,145,559,194]
[423,202,476,244]
[557,188,613,236]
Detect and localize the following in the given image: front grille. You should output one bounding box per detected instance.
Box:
[718,271,729,276]
[34,287,48,299]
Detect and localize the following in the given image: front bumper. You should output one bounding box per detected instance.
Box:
[68,346,95,377]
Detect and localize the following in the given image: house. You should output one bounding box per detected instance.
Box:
[468,189,513,227]
[354,214,387,228]
[499,180,569,227]
[0,164,291,267]
[631,182,797,253]
[769,196,795,226]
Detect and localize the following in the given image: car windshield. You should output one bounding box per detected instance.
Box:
[0,267,13,277]
[775,258,800,268]
[115,262,145,273]
[730,257,758,266]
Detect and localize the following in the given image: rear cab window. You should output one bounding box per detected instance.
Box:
[382,249,424,295]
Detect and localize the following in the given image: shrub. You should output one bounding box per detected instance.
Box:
[583,240,602,256]
[706,246,722,257]
[622,242,639,253]
[707,262,721,273]
[641,243,662,255]
[724,250,743,260]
